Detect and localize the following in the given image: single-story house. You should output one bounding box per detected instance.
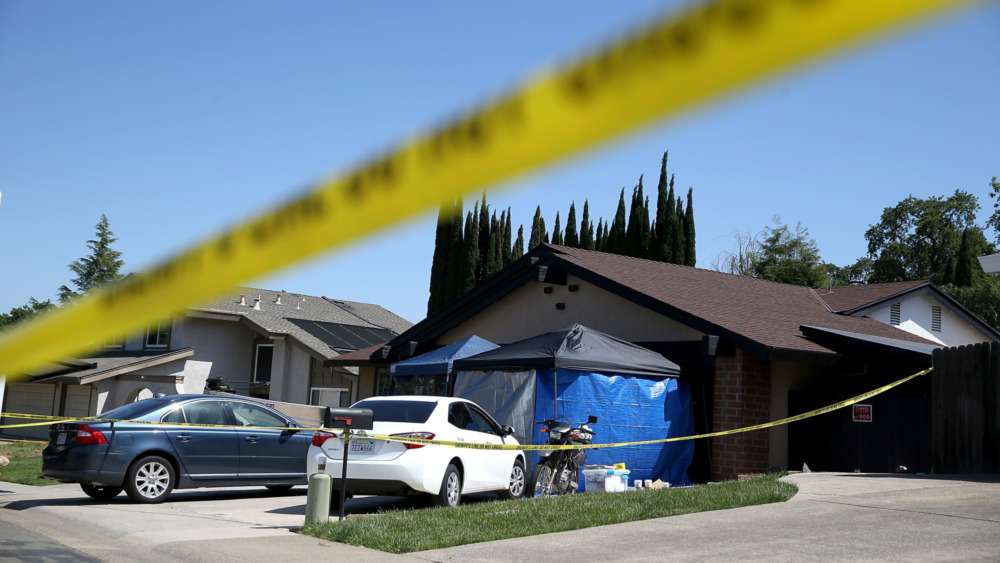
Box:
[368,244,999,481]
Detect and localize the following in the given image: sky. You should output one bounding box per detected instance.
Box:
[1,1,998,325]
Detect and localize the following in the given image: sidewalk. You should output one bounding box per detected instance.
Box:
[2,473,998,562]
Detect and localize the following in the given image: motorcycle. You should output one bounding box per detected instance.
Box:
[525,415,598,497]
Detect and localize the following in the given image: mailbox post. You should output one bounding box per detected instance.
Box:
[325,407,374,521]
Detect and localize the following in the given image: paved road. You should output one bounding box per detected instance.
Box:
[1,473,997,562]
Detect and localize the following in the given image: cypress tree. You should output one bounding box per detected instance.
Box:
[427,200,451,314]
[529,206,544,249]
[625,179,644,257]
[483,212,500,278]
[565,203,579,248]
[607,188,627,255]
[674,195,685,264]
[477,194,491,283]
[512,225,525,260]
[443,198,465,307]
[595,218,604,251]
[664,174,677,263]
[642,195,652,259]
[502,208,513,267]
[552,212,563,246]
[461,207,479,295]
[580,201,594,250]
[654,151,670,262]
[684,187,696,266]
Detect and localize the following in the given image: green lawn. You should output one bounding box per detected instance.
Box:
[0,440,56,486]
[300,473,797,554]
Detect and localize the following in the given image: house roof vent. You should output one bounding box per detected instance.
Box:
[253,295,262,310]
[275,293,282,305]
[239,295,246,306]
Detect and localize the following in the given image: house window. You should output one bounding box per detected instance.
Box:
[254,344,274,383]
[311,387,349,408]
[889,303,901,326]
[103,334,126,349]
[932,306,942,332]
[145,316,171,348]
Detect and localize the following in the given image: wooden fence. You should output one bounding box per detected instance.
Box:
[932,342,1000,474]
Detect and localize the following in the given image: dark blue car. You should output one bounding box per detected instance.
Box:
[42,394,312,503]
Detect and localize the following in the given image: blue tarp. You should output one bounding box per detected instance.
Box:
[532,368,694,488]
[390,335,499,376]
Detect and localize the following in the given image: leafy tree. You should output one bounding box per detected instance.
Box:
[712,228,762,277]
[985,176,1000,244]
[58,214,125,305]
[865,190,989,285]
[0,298,56,331]
[753,217,828,286]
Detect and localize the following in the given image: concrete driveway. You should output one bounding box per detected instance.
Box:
[1,473,998,562]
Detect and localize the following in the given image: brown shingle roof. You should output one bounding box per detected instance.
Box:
[545,245,937,356]
[811,280,929,313]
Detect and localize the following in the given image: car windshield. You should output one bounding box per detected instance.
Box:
[352,399,437,423]
[95,398,169,420]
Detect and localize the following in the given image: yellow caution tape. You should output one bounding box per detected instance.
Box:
[1,369,928,449]
[0,0,970,378]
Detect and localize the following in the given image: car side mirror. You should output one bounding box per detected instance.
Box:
[502,425,515,436]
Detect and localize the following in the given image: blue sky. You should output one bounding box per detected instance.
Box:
[1,1,998,325]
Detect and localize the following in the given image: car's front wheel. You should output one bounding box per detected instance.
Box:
[124,455,175,504]
[432,463,462,507]
[80,483,123,501]
[498,458,526,500]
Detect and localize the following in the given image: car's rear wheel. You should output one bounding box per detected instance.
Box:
[432,464,462,507]
[80,483,123,501]
[124,455,175,504]
[265,485,294,494]
[498,458,526,500]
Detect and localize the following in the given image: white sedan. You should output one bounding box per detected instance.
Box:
[307,396,526,508]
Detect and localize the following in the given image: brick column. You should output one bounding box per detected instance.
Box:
[712,349,771,481]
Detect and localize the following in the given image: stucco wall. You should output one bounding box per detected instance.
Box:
[177,316,255,382]
[440,274,704,344]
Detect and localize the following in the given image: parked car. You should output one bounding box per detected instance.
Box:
[307,396,526,508]
[42,394,312,503]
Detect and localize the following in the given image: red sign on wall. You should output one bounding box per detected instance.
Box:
[853,404,873,422]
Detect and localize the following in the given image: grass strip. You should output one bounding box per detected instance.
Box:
[0,440,55,486]
[299,473,796,554]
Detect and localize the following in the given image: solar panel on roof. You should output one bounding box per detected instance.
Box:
[287,319,397,350]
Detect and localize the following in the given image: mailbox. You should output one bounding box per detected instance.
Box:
[324,407,374,430]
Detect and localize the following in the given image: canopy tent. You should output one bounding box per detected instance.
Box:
[452,324,693,487]
[386,335,498,396]
[453,323,681,377]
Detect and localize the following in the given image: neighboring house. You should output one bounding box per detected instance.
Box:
[1,287,411,439]
[368,244,999,481]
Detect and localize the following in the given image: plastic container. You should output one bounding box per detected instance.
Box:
[582,469,630,493]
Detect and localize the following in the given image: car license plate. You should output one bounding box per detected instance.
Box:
[350,440,374,454]
[56,433,67,445]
